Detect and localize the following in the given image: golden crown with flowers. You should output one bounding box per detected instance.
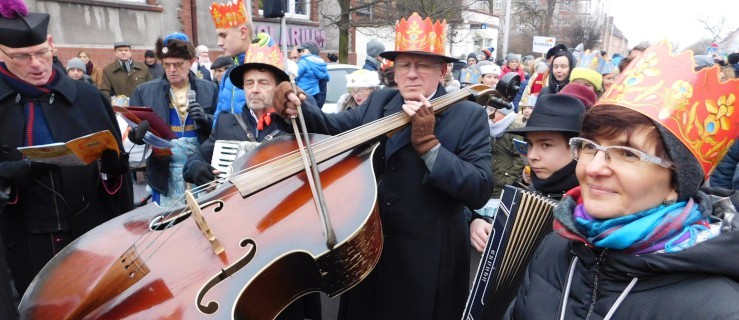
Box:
[380,12,454,62]
[229,35,290,87]
[209,0,248,29]
[243,40,285,71]
[594,41,738,177]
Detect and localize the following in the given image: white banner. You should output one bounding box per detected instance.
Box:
[532,36,556,54]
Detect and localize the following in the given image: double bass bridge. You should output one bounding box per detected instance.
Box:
[185,191,226,255]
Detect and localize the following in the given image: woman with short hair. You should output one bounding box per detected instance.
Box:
[504,42,739,320]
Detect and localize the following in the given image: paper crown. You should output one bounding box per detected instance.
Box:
[594,41,739,177]
[209,0,248,29]
[229,35,289,88]
[379,12,454,62]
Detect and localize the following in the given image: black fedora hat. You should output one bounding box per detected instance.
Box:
[507,94,586,135]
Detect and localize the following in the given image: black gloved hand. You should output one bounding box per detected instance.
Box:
[189,161,217,186]
[128,120,149,145]
[100,149,129,175]
[187,103,208,124]
[0,159,57,186]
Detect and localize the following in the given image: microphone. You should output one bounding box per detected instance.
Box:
[187,90,197,104]
[187,90,199,129]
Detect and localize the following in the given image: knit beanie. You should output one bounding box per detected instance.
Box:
[299,40,320,55]
[366,39,385,58]
[559,83,597,109]
[144,50,155,58]
[729,53,739,65]
[467,53,478,62]
[482,47,494,60]
[66,58,86,73]
[569,67,603,91]
[479,64,501,75]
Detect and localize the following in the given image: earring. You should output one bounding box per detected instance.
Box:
[662,198,677,206]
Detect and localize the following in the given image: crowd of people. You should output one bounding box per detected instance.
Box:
[1,0,738,319]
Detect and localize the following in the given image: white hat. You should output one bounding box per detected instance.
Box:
[479,64,501,76]
[346,69,381,88]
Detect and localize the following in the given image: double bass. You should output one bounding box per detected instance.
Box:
[18,85,494,319]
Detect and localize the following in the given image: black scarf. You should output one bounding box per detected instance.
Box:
[531,160,579,199]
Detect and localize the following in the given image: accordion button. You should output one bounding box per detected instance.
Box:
[386,197,395,206]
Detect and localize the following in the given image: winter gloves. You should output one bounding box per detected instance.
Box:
[188,102,212,131]
[187,161,217,186]
[272,81,307,118]
[410,105,439,155]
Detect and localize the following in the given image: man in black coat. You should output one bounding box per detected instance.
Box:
[272,12,493,320]
[0,7,133,297]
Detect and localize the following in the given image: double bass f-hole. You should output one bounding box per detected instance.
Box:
[148,198,225,231]
[197,238,257,314]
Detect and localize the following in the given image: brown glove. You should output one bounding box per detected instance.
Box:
[273,81,307,118]
[410,105,439,155]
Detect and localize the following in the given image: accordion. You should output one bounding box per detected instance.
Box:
[463,185,557,320]
[210,140,261,179]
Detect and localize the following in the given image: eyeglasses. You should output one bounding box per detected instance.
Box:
[569,137,673,169]
[244,79,273,90]
[162,60,188,69]
[394,61,443,74]
[0,47,53,63]
[348,87,372,95]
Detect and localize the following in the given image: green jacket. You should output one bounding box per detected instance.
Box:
[491,121,525,198]
[100,60,151,99]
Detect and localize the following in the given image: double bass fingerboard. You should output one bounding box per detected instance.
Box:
[463,185,557,320]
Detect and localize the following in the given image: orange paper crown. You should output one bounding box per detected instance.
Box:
[244,41,285,70]
[594,41,739,177]
[394,12,447,56]
[210,0,248,29]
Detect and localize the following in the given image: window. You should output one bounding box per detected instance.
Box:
[257,0,310,19]
[494,0,503,9]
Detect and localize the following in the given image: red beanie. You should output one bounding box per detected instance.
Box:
[558,83,598,109]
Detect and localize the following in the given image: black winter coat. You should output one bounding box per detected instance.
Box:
[0,74,134,293]
[300,86,493,319]
[505,189,739,320]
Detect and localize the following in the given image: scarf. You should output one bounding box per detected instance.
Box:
[489,112,517,138]
[553,187,715,254]
[85,61,94,76]
[530,160,578,198]
[0,62,59,146]
[257,112,272,131]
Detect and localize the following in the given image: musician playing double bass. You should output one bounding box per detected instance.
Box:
[182,35,322,320]
[272,12,493,320]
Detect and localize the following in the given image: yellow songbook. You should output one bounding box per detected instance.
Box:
[17,130,119,166]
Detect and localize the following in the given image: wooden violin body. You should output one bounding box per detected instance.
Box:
[18,135,383,320]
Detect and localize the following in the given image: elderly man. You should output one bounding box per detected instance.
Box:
[272,12,493,320]
[182,35,322,320]
[0,4,132,297]
[130,33,217,207]
[101,41,151,100]
[209,0,253,125]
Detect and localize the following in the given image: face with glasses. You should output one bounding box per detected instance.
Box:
[393,54,446,100]
[242,69,276,111]
[572,126,677,219]
[0,38,54,85]
[348,87,374,105]
[162,58,193,88]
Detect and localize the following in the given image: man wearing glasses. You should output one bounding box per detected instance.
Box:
[272,12,493,320]
[130,33,217,207]
[0,5,133,298]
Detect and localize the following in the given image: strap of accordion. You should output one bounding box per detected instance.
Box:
[233,113,258,142]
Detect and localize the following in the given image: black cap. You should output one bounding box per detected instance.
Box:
[546,44,567,60]
[0,10,49,48]
[507,94,586,135]
[114,41,131,49]
[210,56,234,70]
[144,50,155,58]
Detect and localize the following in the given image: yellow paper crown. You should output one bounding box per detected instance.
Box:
[210,0,248,29]
[394,12,447,56]
[244,40,285,71]
[595,41,739,177]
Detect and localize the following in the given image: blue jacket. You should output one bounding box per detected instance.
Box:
[710,142,739,189]
[213,53,246,127]
[296,54,329,96]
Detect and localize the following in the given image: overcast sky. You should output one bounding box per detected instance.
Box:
[608,0,738,51]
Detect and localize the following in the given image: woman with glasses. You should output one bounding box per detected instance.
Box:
[504,42,739,319]
[336,69,380,112]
